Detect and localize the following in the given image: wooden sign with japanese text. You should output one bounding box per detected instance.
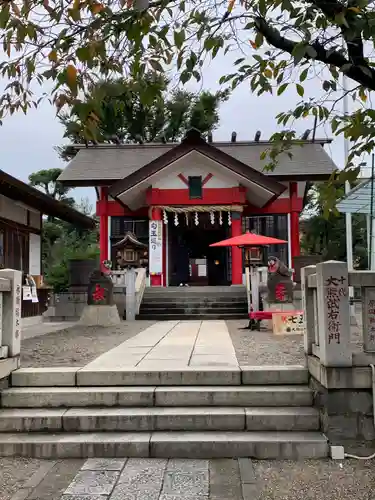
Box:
[149,220,163,275]
[272,311,304,335]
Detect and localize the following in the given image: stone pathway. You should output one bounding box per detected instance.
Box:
[5,457,375,500]
[82,321,239,371]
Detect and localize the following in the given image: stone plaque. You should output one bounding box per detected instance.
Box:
[87,270,114,306]
[363,287,375,352]
[316,260,351,366]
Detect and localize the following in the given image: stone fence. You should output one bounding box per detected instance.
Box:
[0,269,22,385]
[302,260,375,445]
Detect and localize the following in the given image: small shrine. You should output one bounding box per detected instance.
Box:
[113,232,148,269]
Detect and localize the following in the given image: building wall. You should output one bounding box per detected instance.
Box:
[0,195,28,225]
[29,233,41,275]
[152,153,239,189]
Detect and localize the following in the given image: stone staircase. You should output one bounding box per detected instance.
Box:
[137,286,248,320]
[0,366,328,459]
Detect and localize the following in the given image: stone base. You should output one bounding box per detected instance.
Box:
[310,376,375,443]
[79,305,121,327]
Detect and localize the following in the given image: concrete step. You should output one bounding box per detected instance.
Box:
[139,303,248,311]
[1,386,313,408]
[0,407,319,432]
[11,366,308,387]
[0,431,328,459]
[136,313,248,320]
[142,295,246,302]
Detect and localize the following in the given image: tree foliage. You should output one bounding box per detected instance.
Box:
[29,169,98,290]
[301,184,368,267]
[57,74,227,160]
[1,0,374,205]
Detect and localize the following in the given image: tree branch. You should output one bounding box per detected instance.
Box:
[255,17,375,91]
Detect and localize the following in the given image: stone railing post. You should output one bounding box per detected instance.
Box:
[0,269,22,357]
[316,260,352,366]
[301,265,316,355]
[125,267,136,321]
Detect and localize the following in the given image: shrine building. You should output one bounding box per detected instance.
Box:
[58,129,337,287]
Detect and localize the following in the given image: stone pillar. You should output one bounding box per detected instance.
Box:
[125,268,136,321]
[316,260,352,366]
[149,207,163,287]
[301,265,317,355]
[231,212,243,285]
[0,269,22,357]
[289,182,300,271]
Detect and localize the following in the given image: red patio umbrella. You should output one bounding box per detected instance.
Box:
[210,231,288,326]
[210,232,287,247]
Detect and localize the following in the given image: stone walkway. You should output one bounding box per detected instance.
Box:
[4,457,375,500]
[82,321,239,371]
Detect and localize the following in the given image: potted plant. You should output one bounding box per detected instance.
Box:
[68,246,100,288]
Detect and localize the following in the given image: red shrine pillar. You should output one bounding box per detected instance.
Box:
[231,211,243,285]
[289,182,300,270]
[99,187,109,270]
[150,207,163,287]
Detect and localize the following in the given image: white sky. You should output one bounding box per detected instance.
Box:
[0,49,365,207]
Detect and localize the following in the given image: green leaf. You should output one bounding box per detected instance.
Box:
[292,43,307,65]
[255,32,264,48]
[173,30,185,50]
[277,83,288,95]
[149,59,163,72]
[296,83,304,97]
[306,46,317,58]
[180,70,190,84]
[299,68,308,82]
[322,80,331,91]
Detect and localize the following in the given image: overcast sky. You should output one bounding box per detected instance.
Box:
[0,49,363,209]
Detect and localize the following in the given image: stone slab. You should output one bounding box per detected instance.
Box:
[0,356,19,381]
[238,458,255,484]
[1,387,155,408]
[245,407,319,431]
[62,407,245,432]
[241,365,308,385]
[62,496,109,500]
[0,408,65,432]
[162,470,209,496]
[308,355,373,389]
[149,432,329,459]
[64,470,119,495]
[77,368,241,386]
[155,386,312,407]
[12,367,77,387]
[0,432,151,458]
[82,458,127,471]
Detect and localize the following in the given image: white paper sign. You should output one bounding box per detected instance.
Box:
[23,286,32,301]
[31,286,39,303]
[149,220,163,275]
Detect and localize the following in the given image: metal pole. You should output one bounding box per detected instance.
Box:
[370,154,375,270]
[343,74,354,280]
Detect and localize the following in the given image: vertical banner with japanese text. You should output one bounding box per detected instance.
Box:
[149,220,163,275]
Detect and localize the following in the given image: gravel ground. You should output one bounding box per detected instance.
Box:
[252,459,375,500]
[227,313,364,366]
[226,319,305,366]
[20,321,155,367]
[0,458,41,500]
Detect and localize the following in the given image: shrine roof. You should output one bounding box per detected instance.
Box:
[58,133,337,187]
[0,169,95,229]
[112,232,148,249]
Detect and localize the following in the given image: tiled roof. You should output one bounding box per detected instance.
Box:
[58,140,337,185]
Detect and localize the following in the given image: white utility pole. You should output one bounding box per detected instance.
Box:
[343,75,354,281]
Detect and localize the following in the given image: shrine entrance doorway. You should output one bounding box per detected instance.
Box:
[168,213,229,286]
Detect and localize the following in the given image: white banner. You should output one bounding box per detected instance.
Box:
[149,220,163,275]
